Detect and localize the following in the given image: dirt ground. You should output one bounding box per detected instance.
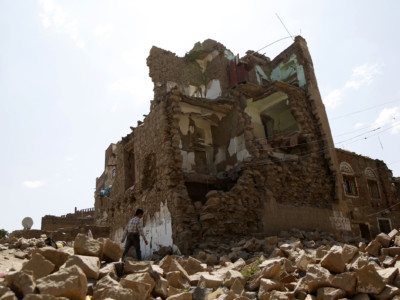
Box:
[0,247,27,275]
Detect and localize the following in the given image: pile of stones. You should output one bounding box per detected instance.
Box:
[1,229,400,299]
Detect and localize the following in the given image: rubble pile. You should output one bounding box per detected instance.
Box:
[2,229,400,299]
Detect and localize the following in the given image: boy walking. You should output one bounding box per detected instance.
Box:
[121,209,148,261]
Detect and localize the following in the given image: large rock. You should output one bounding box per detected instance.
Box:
[198,273,224,289]
[376,233,391,248]
[5,271,35,298]
[341,244,358,263]
[331,272,357,295]
[62,255,100,279]
[258,278,284,298]
[32,247,70,268]
[223,270,245,288]
[0,286,17,300]
[316,287,346,300]
[389,247,400,257]
[375,285,400,300]
[231,278,245,296]
[166,292,192,300]
[102,238,124,262]
[23,295,69,300]
[377,267,399,284]
[124,260,153,274]
[348,254,369,271]
[73,233,102,257]
[159,255,190,281]
[14,250,28,259]
[121,272,155,291]
[389,229,399,240]
[247,258,283,291]
[21,253,55,280]
[352,294,370,300]
[296,252,316,272]
[303,264,333,293]
[93,275,120,299]
[188,271,209,286]
[166,271,190,289]
[36,265,87,300]
[316,245,330,260]
[119,277,152,300]
[184,257,205,275]
[320,246,345,274]
[153,275,169,298]
[99,263,118,279]
[269,291,295,300]
[99,287,135,300]
[365,239,382,257]
[356,263,386,294]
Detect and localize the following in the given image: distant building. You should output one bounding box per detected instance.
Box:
[41,207,95,231]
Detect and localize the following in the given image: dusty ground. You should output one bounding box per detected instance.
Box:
[0,247,28,275]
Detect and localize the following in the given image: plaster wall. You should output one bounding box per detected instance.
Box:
[112,201,174,259]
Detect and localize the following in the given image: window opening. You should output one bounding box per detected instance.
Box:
[343,174,358,196]
[367,180,380,199]
[359,223,371,240]
[378,218,391,234]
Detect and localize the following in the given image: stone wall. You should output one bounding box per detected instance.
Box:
[10,225,110,241]
[336,149,400,238]
[41,208,95,231]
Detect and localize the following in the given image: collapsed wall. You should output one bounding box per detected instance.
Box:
[93,36,398,256]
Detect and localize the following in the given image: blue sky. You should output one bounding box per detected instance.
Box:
[1,0,400,232]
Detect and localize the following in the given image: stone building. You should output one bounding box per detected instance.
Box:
[94,36,400,256]
[335,149,400,239]
[41,207,95,231]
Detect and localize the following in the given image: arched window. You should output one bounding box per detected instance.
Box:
[340,162,358,196]
[365,168,380,199]
[365,168,376,178]
[112,169,116,179]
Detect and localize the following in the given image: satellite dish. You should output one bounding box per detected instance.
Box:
[22,217,33,230]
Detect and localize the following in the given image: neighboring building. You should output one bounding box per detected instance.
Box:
[41,207,95,231]
[94,36,400,255]
[336,149,400,239]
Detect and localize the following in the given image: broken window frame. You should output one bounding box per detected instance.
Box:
[364,168,380,199]
[343,174,358,196]
[367,179,380,199]
[377,218,392,234]
[340,162,358,197]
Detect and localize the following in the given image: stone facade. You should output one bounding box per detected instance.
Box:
[94,36,400,256]
[41,207,95,231]
[336,149,400,239]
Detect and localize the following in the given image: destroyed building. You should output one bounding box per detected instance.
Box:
[94,36,400,255]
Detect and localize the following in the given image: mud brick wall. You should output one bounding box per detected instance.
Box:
[41,215,95,231]
[10,225,110,241]
[336,149,400,237]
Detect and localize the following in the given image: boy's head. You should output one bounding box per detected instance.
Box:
[136,209,144,217]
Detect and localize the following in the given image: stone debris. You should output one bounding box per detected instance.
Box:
[3,230,400,299]
[73,233,102,258]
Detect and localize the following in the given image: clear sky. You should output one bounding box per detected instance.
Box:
[1,1,400,232]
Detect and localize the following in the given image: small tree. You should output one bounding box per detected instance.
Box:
[0,229,9,239]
